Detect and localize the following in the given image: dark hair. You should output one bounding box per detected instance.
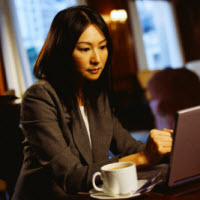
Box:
[147,67,200,116]
[34,5,113,104]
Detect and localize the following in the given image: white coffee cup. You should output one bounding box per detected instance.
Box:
[92,162,138,195]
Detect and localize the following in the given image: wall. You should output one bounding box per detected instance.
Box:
[173,0,200,62]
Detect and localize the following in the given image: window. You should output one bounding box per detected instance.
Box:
[14,0,78,83]
[128,0,184,71]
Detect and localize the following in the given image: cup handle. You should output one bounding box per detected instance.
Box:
[92,172,103,192]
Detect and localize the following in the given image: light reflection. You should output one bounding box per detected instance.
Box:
[110,9,128,23]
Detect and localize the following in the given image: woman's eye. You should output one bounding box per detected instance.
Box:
[79,48,90,52]
[100,45,107,50]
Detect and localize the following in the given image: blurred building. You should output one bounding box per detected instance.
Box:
[14,0,76,51]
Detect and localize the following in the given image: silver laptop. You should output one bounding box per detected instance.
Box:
[168,105,200,187]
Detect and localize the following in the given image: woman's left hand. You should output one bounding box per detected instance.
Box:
[143,128,173,165]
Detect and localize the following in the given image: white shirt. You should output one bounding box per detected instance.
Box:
[79,106,92,148]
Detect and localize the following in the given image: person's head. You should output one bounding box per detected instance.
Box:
[72,23,108,84]
[147,67,200,129]
[34,5,112,94]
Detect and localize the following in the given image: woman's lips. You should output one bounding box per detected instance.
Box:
[88,68,100,74]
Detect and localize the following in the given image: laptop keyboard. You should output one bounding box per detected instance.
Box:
[137,163,169,183]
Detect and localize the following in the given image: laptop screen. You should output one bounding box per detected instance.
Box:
[168,105,200,187]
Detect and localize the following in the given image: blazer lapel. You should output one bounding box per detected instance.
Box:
[71,104,93,164]
[87,96,113,162]
[61,94,112,165]
[61,100,93,164]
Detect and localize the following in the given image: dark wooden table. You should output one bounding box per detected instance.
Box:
[67,181,200,200]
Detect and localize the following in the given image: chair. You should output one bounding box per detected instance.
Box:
[0,179,9,200]
[0,95,24,198]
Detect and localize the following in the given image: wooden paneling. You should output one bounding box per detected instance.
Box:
[173,0,200,62]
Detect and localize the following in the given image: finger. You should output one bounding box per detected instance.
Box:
[153,136,173,143]
[157,146,172,154]
[150,129,171,137]
[157,139,173,144]
[161,138,173,143]
[158,149,172,155]
[150,132,172,141]
[157,142,173,148]
[155,136,173,144]
[162,128,173,134]
[154,143,172,153]
[154,137,173,146]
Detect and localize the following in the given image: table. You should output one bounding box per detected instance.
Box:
[67,163,200,200]
[68,180,200,200]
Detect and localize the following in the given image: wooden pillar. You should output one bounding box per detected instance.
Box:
[0,38,7,95]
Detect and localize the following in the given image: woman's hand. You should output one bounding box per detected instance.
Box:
[143,128,173,166]
[119,128,173,168]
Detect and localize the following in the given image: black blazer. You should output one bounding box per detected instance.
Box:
[12,80,145,200]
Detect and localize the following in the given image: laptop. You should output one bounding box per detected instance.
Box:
[137,105,200,188]
[168,105,200,187]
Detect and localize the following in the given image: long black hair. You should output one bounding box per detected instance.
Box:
[34,5,113,107]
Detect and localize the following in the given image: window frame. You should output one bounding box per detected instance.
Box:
[128,0,185,71]
[0,0,87,97]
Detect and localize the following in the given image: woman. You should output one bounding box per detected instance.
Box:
[12,5,172,200]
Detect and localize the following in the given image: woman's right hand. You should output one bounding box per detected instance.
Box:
[143,128,173,166]
[119,128,173,168]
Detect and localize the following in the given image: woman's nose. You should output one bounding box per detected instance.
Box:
[90,49,100,64]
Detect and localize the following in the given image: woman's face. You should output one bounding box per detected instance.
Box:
[72,24,108,82]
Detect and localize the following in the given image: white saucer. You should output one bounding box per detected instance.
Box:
[90,180,147,199]
[90,192,141,199]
